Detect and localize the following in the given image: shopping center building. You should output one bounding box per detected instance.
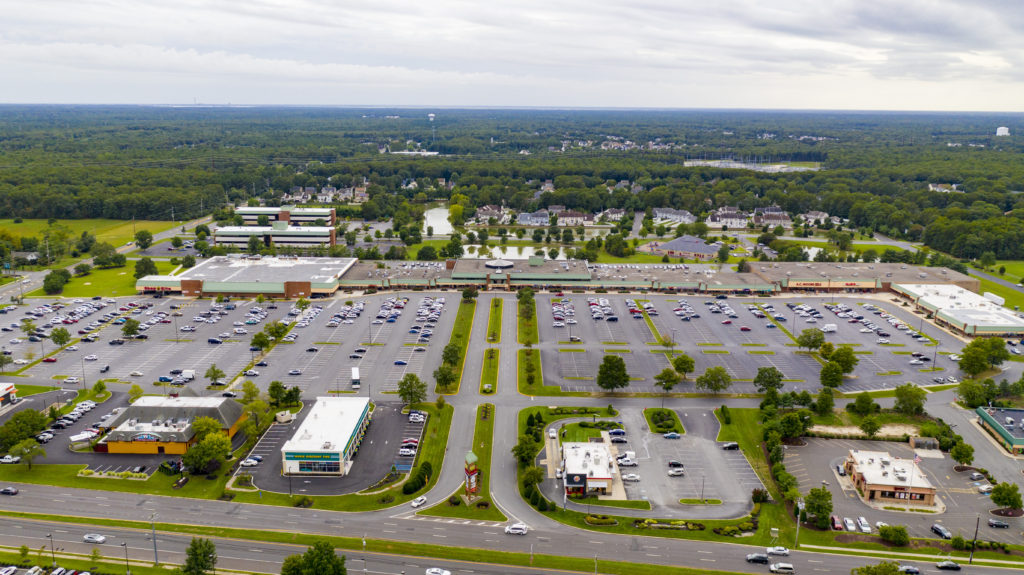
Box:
[280,397,371,476]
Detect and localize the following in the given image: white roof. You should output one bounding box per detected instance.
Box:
[132,396,229,408]
[847,449,933,490]
[282,397,369,453]
[897,283,1024,329]
[0,382,16,394]
[562,442,613,479]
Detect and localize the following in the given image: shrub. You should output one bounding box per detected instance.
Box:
[448,495,461,506]
[530,489,541,507]
[951,535,966,551]
[720,405,732,424]
[751,488,769,503]
[584,514,617,526]
[377,494,395,505]
[537,498,548,511]
[475,500,490,509]
[879,525,909,546]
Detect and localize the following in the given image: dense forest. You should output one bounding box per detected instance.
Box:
[2,106,1024,258]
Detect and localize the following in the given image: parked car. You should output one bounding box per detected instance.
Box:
[663,432,681,439]
[622,473,641,482]
[843,517,856,531]
[988,518,1009,528]
[667,469,685,477]
[931,523,952,539]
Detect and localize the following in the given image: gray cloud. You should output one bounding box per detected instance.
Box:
[0,0,1022,109]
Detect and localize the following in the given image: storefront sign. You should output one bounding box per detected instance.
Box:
[285,452,340,461]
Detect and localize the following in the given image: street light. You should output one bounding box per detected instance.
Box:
[46,533,55,566]
[121,542,130,575]
[149,512,159,565]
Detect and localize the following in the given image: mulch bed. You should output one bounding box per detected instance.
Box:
[992,507,1024,518]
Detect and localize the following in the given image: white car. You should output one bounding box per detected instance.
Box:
[84,354,98,361]
[240,459,259,467]
[0,455,21,464]
[63,376,79,384]
[13,359,28,365]
[129,370,144,377]
[425,570,451,575]
[622,473,641,482]
[876,338,890,344]
[504,522,528,535]
[411,496,427,508]
[667,468,685,477]
[67,345,79,351]
[83,533,107,544]
[767,546,789,556]
[244,370,259,377]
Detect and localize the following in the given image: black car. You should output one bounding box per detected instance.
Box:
[936,561,961,571]
[931,523,952,539]
[99,365,110,373]
[0,487,18,495]
[667,460,684,468]
[222,391,237,398]
[746,553,768,564]
[256,360,268,367]
[170,369,183,375]
[610,437,628,444]
[897,566,920,574]
[988,518,1009,528]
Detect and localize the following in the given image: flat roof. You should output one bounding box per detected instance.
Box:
[753,262,976,286]
[214,225,333,235]
[562,442,613,479]
[897,283,1024,329]
[847,449,933,490]
[452,258,592,280]
[977,407,1024,442]
[282,397,370,453]
[236,206,333,213]
[178,256,356,284]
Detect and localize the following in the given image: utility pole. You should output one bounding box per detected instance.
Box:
[149,512,159,565]
[969,514,980,564]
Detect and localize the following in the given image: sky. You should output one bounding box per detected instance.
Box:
[2,0,1023,111]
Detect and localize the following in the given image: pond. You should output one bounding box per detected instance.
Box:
[423,207,453,236]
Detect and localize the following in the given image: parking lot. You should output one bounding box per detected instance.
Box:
[535,294,963,393]
[240,400,420,495]
[784,436,1021,544]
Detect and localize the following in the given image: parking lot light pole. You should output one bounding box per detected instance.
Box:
[969,514,980,564]
[122,542,130,575]
[149,512,159,565]
[794,500,804,549]
[46,533,55,566]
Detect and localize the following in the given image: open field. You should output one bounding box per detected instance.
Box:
[1,219,178,246]
[26,259,177,297]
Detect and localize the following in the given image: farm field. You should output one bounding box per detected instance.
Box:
[1,219,178,247]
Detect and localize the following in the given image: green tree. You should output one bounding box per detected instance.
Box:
[190,416,223,444]
[815,387,835,416]
[830,345,859,373]
[893,383,927,415]
[241,380,261,404]
[433,364,456,390]
[283,386,301,406]
[819,361,844,388]
[958,346,989,377]
[956,379,990,407]
[247,235,262,254]
[859,416,881,438]
[182,433,231,474]
[717,244,730,263]
[991,482,1023,510]
[121,318,141,338]
[204,363,225,385]
[596,355,630,391]
[671,353,695,379]
[74,263,92,276]
[9,438,46,470]
[250,332,271,351]
[134,230,154,250]
[695,366,732,395]
[0,410,48,452]
[653,367,682,407]
[797,328,825,351]
[92,380,106,396]
[90,547,102,569]
[171,236,184,248]
[134,256,158,279]
[49,327,71,348]
[819,341,835,360]
[511,434,538,463]
[442,342,461,366]
[182,254,196,268]
[0,354,12,373]
[851,561,901,575]
[878,525,909,546]
[280,540,346,575]
[753,366,784,393]
[128,384,144,403]
[462,287,479,301]
[397,373,427,406]
[296,298,311,312]
[522,466,546,488]
[950,442,974,467]
[182,537,217,575]
[851,391,877,416]
[268,381,287,406]
[979,251,997,269]
[804,486,833,529]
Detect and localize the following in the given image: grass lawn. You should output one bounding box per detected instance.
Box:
[10,383,59,396]
[405,239,448,259]
[517,348,588,397]
[714,408,775,498]
[517,298,538,345]
[643,407,685,434]
[436,300,475,394]
[570,496,652,510]
[0,463,230,499]
[560,422,609,442]
[27,260,176,298]
[418,403,507,521]
[811,409,929,430]
[1,218,177,247]
[486,297,503,343]
[480,348,499,395]
[679,498,722,505]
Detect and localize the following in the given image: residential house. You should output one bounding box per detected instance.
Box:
[653,208,696,224]
[557,210,586,227]
[476,205,509,224]
[752,206,793,229]
[352,187,369,204]
[598,208,626,222]
[516,209,550,226]
[316,187,337,203]
[801,210,830,225]
[547,205,566,215]
[928,183,963,193]
[337,187,354,201]
[705,207,749,229]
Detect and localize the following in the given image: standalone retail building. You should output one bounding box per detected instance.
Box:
[99,396,246,455]
[844,449,936,506]
[281,397,371,476]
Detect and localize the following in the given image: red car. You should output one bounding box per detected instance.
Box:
[740,326,751,332]
[42,357,57,363]
[830,515,842,530]
[721,319,732,325]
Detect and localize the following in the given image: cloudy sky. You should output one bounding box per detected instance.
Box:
[2,0,1022,110]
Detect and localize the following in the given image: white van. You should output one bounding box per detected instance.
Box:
[770,563,795,573]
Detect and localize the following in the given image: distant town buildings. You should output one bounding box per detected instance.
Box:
[752,206,793,228]
[517,209,550,226]
[928,183,964,194]
[996,126,1010,137]
[705,206,749,229]
[652,208,696,224]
